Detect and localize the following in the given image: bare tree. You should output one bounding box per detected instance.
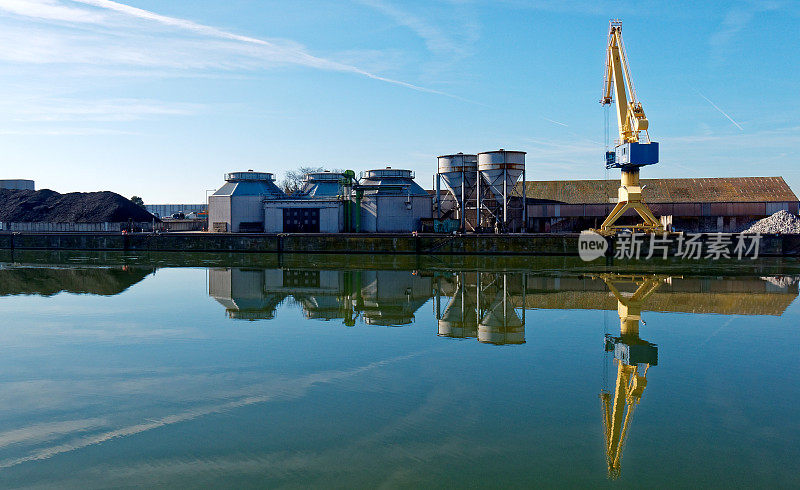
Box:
[279,166,324,195]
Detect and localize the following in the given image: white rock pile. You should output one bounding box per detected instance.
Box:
[742,210,800,234]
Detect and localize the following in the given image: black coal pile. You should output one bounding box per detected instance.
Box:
[0,189,156,223]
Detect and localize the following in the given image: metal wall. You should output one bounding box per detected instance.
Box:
[230,195,266,232]
[360,195,432,233]
[208,195,232,232]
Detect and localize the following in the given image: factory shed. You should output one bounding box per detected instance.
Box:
[359,168,432,233]
[516,176,799,232]
[264,172,347,233]
[208,171,285,233]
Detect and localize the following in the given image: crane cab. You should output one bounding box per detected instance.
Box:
[607,142,659,169]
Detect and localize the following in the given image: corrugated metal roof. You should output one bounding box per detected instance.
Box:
[512,177,798,204]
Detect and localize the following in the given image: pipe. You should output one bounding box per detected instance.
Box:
[522,166,527,233]
[461,169,466,231]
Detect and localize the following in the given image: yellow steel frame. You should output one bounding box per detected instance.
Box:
[598,21,663,235]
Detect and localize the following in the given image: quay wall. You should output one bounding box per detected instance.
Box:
[1,232,799,256]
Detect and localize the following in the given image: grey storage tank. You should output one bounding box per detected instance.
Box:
[477,150,527,232]
[209,171,285,233]
[358,167,432,233]
[0,179,35,191]
[437,153,478,231]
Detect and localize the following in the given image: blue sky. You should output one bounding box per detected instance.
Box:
[0,0,798,203]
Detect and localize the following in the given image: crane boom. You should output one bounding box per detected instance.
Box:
[603,21,649,145]
[595,20,663,234]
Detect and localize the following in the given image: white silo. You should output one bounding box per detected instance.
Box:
[477,150,527,232]
[437,153,478,231]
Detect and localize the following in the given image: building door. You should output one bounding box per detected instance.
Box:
[283,208,320,233]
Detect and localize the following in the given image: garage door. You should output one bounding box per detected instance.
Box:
[283,208,320,233]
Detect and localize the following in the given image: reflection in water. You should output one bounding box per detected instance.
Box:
[206,266,800,479]
[0,265,153,296]
[209,268,433,328]
[597,274,663,480]
[208,267,525,344]
[436,272,526,345]
[1,257,799,485]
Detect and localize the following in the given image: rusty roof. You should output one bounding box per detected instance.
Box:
[512,176,798,204]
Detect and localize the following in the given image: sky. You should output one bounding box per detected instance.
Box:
[0,0,798,203]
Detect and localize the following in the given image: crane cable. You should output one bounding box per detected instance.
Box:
[604,104,611,219]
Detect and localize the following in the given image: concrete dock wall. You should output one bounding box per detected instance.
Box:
[1,231,799,256]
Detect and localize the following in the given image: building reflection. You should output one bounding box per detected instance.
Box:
[208,267,432,327]
[206,266,800,478]
[435,272,526,345]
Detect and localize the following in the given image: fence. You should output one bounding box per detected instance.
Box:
[0,222,153,232]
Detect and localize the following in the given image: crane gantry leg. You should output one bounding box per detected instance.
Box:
[598,169,663,235]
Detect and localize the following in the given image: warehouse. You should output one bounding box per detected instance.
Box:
[519,176,799,233]
[208,171,286,233]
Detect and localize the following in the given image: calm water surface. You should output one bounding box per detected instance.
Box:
[1,252,798,488]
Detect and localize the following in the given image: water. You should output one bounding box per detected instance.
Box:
[1,252,799,488]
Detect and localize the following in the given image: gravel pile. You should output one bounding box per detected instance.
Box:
[0,189,156,223]
[742,210,800,234]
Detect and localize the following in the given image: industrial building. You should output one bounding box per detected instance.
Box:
[520,177,799,233]
[432,174,799,233]
[208,167,432,234]
[208,171,286,232]
[0,180,34,190]
[359,168,432,233]
[264,171,348,233]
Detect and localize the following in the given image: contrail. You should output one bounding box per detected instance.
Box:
[698,92,744,131]
[68,0,464,100]
[542,117,568,127]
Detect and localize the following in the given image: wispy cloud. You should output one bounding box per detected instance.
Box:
[709,2,782,64]
[354,0,469,59]
[0,0,104,22]
[0,0,456,97]
[0,127,139,135]
[6,98,201,122]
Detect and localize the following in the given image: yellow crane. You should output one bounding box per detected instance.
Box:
[598,20,663,234]
[595,274,664,479]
